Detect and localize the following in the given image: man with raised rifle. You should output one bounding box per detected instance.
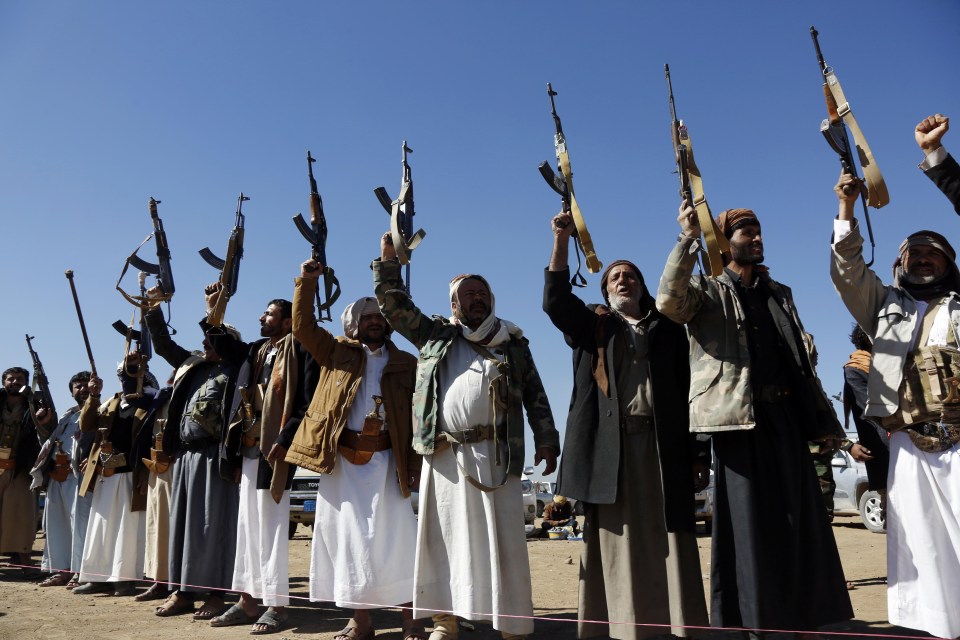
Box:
[0,366,52,575]
[35,371,91,588]
[373,233,560,640]
[205,296,315,634]
[916,113,959,214]
[543,211,709,640]
[145,283,242,620]
[831,171,960,639]
[285,257,423,640]
[72,356,164,597]
[657,201,853,638]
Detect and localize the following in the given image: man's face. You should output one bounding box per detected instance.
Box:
[605,265,643,311]
[259,304,290,339]
[71,380,90,405]
[356,312,387,348]
[202,336,221,362]
[903,245,948,284]
[3,371,26,396]
[729,224,764,266]
[452,279,491,329]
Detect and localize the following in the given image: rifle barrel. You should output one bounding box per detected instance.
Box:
[65,270,98,377]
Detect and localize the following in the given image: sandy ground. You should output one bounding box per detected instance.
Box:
[0,516,928,640]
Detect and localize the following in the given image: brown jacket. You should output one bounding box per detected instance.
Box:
[285,277,420,497]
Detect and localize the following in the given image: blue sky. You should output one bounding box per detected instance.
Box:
[2,2,958,479]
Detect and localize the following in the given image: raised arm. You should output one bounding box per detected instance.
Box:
[372,232,437,350]
[543,210,599,348]
[293,259,336,364]
[144,286,192,369]
[656,200,706,324]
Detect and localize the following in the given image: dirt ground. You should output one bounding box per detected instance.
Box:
[0,515,927,640]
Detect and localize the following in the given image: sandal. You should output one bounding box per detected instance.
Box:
[134,582,169,602]
[193,596,226,621]
[333,623,375,640]
[65,575,81,590]
[210,603,260,628]
[38,572,72,587]
[155,592,195,617]
[250,608,289,635]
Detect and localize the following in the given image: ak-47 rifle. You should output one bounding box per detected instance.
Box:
[293,150,341,321]
[118,198,176,304]
[25,335,56,419]
[538,83,601,287]
[810,26,887,267]
[374,140,426,293]
[112,272,153,399]
[665,64,729,277]
[200,193,248,327]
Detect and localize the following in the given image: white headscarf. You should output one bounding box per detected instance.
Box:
[448,274,522,347]
[341,297,383,340]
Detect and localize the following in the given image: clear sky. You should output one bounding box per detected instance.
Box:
[2,1,958,481]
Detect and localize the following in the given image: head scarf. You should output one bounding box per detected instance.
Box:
[448,274,522,347]
[893,230,960,300]
[716,208,760,239]
[340,297,385,340]
[553,495,567,505]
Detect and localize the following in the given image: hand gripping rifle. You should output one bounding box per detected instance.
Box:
[538,83,601,287]
[200,193,248,327]
[117,198,176,305]
[810,26,887,267]
[111,272,153,399]
[25,335,56,419]
[374,140,426,293]
[665,64,729,277]
[65,270,98,378]
[292,150,342,321]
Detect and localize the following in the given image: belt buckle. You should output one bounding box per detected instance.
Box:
[462,427,480,444]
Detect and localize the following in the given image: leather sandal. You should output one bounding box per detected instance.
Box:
[334,623,375,640]
[38,572,72,587]
[155,592,195,617]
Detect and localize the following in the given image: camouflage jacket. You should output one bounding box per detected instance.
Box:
[832,220,960,418]
[372,259,560,476]
[657,236,841,439]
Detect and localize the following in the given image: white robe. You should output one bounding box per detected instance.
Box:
[309,345,418,608]
[232,455,290,606]
[413,339,533,636]
[41,409,81,574]
[887,432,960,639]
[79,472,145,582]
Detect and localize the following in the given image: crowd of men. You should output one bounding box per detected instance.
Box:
[1,114,958,640]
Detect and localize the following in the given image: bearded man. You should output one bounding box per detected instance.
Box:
[373,234,560,640]
[543,210,708,640]
[657,201,852,637]
[831,172,960,639]
[1,366,50,572]
[286,259,423,640]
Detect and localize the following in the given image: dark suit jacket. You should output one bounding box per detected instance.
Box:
[924,152,960,215]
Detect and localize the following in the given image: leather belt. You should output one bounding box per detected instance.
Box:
[622,415,655,434]
[338,429,392,453]
[758,385,793,403]
[0,458,16,470]
[435,424,496,448]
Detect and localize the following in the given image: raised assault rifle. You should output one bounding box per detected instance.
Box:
[112,272,153,398]
[374,140,426,293]
[200,193,248,327]
[293,150,341,321]
[665,64,728,277]
[538,83,601,287]
[810,26,887,267]
[25,334,56,418]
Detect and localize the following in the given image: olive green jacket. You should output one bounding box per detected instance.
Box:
[372,259,560,476]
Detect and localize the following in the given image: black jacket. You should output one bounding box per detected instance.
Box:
[924,152,960,215]
[543,268,706,532]
[0,389,40,477]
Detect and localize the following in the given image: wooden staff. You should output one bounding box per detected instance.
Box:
[65,269,98,378]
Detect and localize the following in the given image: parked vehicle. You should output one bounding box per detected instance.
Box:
[521,467,537,524]
[288,466,321,539]
[831,449,885,533]
[694,469,714,533]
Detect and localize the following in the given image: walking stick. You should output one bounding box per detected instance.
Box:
[65,269,98,378]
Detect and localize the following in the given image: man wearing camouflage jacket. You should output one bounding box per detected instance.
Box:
[373,234,560,640]
[657,201,852,637]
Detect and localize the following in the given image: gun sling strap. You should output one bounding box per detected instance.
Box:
[683,133,729,277]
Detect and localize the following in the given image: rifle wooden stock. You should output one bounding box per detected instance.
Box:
[65,269,98,378]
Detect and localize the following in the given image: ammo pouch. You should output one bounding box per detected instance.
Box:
[189,399,224,439]
[891,345,960,452]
